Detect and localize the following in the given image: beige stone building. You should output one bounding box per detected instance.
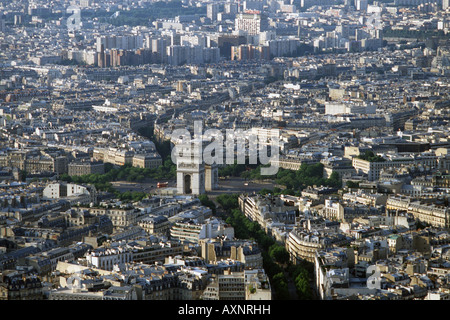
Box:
[386,195,450,229]
[132,153,162,169]
[138,215,170,236]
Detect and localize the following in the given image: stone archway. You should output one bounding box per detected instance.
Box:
[184,174,192,194]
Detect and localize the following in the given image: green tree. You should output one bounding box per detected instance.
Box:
[288,263,314,300]
[198,194,217,215]
[60,173,72,182]
[295,275,313,300]
[269,244,290,265]
[325,171,341,188]
[216,194,239,213]
[271,272,290,300]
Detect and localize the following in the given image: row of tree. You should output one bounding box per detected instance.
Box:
[219,162,342,191]
[115,191,148,203]
[288,262,314,299]
[218,163,250,178]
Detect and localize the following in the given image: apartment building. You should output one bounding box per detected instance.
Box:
[138,215,171,236]
[202,269,271,300]
[342,191,388,206]
[314,247,356,300]
[85,241,183,271]
[322,199,345,221]
[287,229,328,263]
[239,194,297,230]
[235,12,268,36]
[352,155,439,181]
[131,242,184,265]
[40,248,75,271]
[270,157,305,170]
[170,218,234,244]
[86,205,141,228]
[218,271,245,300]
[287,228,352,263]
[42,182,97,205]
[387,196,450,229]
[94,149,134,166]
[3,150,68,175]
[51,260,209,300]
[0,271,44,300]
[244,269,272,300]
[231,45,270,61]
[68,161,105,176]
[386,195,412,212]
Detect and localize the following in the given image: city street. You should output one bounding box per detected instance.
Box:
[111,177,277,195]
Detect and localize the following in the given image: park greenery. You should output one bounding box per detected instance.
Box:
[356,150,386,162]
[58,122,317,297]
[60,160,176,202]
[61,160,176,185]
